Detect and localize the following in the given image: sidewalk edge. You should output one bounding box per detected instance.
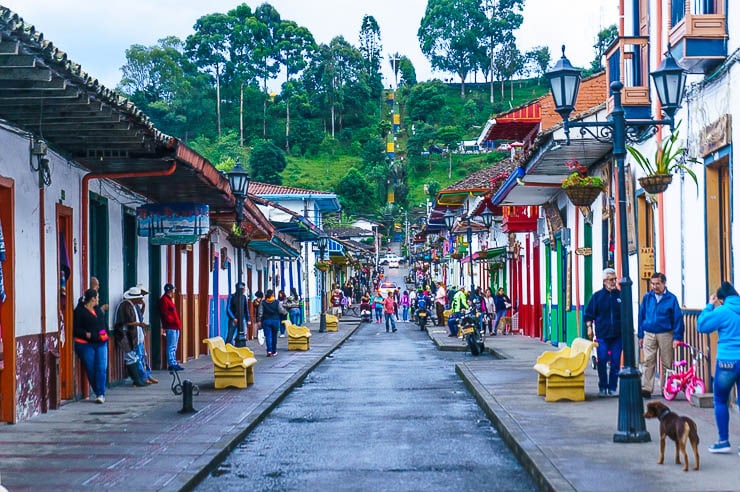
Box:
[456,363,577,492]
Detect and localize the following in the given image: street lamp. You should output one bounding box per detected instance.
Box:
[443,208,456,230]
[547,46,686,443]
[466,217,474,294]
[317,233,329,333]
[226,158,251,347]
[481,208,494,229]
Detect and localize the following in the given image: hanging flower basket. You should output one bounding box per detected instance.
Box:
[638,174,673,194]
[562,184,603,207]
[450,252,463,260]
[315,260,331,272]
[227,234,251,249]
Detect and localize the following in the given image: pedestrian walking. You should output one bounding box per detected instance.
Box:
[226,282,250,345]
[383,292,397,333]
[277,290,288,337]
[493,288,512,334]
[73,288,109,403]
[638,272,684,398]
[286,288,302,326]
[697,281,740,454]
[113,286,150,387]
[400,290,410,321]
[372,290,384,323]
[583,268,622,397]
[258,289,287,357]
[159,283,183,371]
[482,288,495,335]
[434,282,446,326]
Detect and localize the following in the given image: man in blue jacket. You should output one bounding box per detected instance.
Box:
[584,268,621,397]
[638,272,684,398]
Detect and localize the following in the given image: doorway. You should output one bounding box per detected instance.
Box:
[706,158,731,289]
[0,176,16,423]
[56,205,75,402]
[637,194,655,298]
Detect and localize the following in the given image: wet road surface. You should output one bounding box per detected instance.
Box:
[195,316,537,491]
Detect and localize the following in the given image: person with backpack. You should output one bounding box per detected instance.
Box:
[258,289,288,357]
[285,288,302,326]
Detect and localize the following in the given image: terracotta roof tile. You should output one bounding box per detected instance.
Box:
[249,182,333,196]
[442,158,518,193]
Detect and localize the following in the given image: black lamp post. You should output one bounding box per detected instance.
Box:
[547,46,686,443]
[226,158,251,347]
[317,233,329,333]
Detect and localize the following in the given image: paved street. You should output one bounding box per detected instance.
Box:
[196,318,534,491]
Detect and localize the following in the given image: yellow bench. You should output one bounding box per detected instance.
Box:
[533,337,598,402]
[202,336,257,389]
[282,320,311,351]
[325,314,339,332]
[442,309,452,325]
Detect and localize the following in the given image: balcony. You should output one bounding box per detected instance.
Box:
[501,206,538,233]
[605,36,651,119]
[669,0,727,74]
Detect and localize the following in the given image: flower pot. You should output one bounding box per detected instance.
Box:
[562,184,603,207]
[638,174,673,194]
[315,264,329,272]
[450,252,463,260]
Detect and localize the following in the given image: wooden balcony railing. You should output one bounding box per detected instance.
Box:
[605,36,650,114]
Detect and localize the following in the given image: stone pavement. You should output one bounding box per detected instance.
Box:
[432,329,740,492]
[0,321,359,491]
[2,319,739,491]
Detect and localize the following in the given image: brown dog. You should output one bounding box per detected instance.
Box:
[644,401,700,471]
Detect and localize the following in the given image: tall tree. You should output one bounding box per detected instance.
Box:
[481,0,525,103]
[526,46,551,84]
[493,39,522,100]
[418,0,487,97]
[185,12,232,137]
[358,15,383,100]
[590,24,618,72]
[276,20,316,152]
[249,140,287,184]
[397,56,417,87]
[254,4,283,138]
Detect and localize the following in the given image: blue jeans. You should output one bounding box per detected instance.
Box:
[289,308,301,326]
[493,310,508,333]
[166,329,180,367]
[74,341,108,397]
[713,359,740,442]
[402,305,409,321]
[374,307,383,322]
[384,313,396,331]
[225,318,246,345]
[448,312,461,336]
[134,342,151,379]
[263,319,280,354]
[595,337,622,392]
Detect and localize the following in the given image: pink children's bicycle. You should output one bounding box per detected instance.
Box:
[663,341,707,402]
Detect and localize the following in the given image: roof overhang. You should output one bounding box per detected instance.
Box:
[249,233,299,258]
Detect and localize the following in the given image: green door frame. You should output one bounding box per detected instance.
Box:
[543,239,554,344]
[89,193,109,312]
[122,207,137,293]
[148,244,162,369]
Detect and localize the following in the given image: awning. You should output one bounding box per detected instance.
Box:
[248,234,299,258]
[477,102,542,145]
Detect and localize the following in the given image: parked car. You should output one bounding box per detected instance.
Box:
[388,257,400,268]
[378,281,398,297]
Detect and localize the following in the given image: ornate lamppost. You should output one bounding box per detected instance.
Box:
[226,158,251,347]
[546,46,686,443]
[317,233,329,333]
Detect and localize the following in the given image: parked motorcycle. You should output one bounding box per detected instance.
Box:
[459,307,485,356]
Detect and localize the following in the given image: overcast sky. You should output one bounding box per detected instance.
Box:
[1,0,616,90]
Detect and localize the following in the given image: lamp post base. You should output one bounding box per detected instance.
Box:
[613,366,651,443]
[319,312,327,333]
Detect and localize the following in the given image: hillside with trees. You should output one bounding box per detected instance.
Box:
[116,1,598,226]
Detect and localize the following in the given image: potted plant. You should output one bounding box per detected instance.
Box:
[561,159,605,207]
[626,126,698,194]
[314,259,332,272]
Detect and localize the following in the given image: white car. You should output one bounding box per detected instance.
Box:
[388,257,400,268]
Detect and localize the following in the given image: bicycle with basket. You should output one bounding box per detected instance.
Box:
[663,341,707,402]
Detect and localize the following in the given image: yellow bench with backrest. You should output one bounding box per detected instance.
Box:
[533,337,598,402]
[282,320,311,351]
[324,313,339,332]
[203,336,257,389]
[442,309,452,325]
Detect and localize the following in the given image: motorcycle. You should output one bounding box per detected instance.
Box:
[459,307,485,356]
[416,307,431,331]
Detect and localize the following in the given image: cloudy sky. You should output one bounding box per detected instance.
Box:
[1,0,616,90]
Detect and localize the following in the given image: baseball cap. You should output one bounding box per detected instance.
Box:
[164,283,175,293]
[236,282,246,289]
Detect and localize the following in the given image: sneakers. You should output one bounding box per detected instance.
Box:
[146,377,159,384]
[607,389,618,397]
[641,390,652,399]
[598,389,608,398]
[279,334,285,338]
[95,395,105,404]
[392,328,397,333]
[168,364,184,372]
[708,441,732,454]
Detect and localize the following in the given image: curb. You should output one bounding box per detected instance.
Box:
[456,363,576,492]
[174,323,361,491]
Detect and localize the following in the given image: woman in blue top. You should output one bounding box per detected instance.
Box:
[698,281,740,455]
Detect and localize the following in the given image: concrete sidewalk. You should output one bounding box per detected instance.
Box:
[443,332,740,492]
[0,321,359,491]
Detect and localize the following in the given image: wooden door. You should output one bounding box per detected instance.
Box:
[56,205,74,402]
[706,159,731,289]
[0,176,16,423]
[637,195,655,298]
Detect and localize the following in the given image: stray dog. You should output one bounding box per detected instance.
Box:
[644,401,700,471]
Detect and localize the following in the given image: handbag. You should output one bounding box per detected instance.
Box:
[258,328,265,346]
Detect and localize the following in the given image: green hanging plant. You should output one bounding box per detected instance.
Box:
[626,124,699,188]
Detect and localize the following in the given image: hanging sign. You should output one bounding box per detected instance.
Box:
[137,203,209,245]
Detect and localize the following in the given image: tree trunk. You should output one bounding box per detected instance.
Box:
[510,79,514,100]
[459,73,466,98]
[263,78,268,139]
[489,55,495,104]
[285,99,291,153]
[216,66,222,138]
[331,103,335,138]
[500,78,505,99]
[239,83,244,147]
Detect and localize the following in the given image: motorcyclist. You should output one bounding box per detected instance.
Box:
[448,287,469,337]
[415,289,432,329]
